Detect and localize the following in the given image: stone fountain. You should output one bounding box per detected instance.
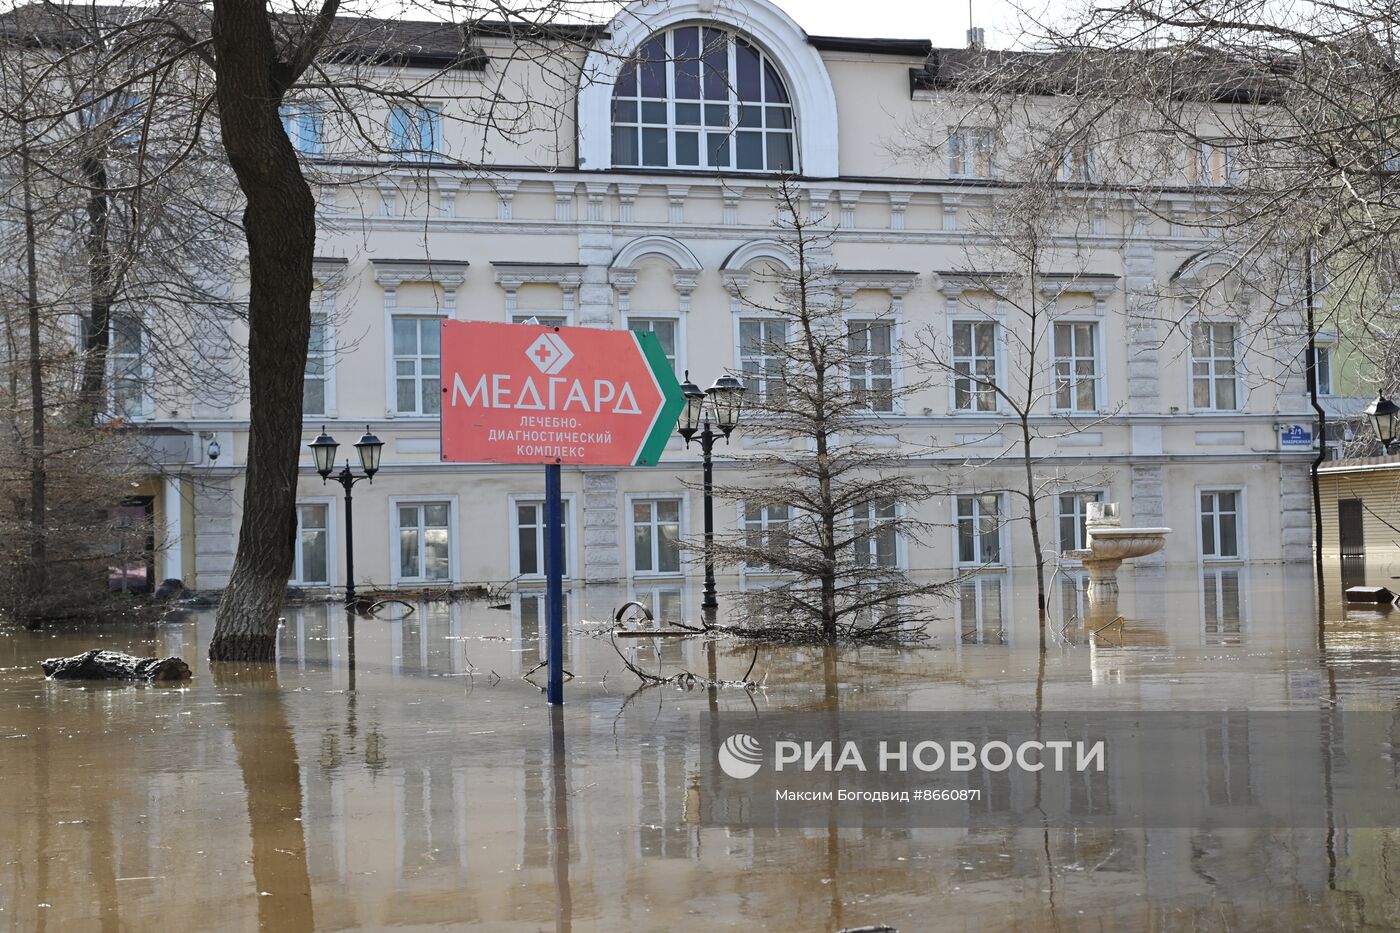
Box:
[1063,503,1170,600]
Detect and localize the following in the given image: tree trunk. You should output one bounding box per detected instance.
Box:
[207,0,316,662]
[20,136,48,609]
[79,156,113,420]
[1021,417,1047,637]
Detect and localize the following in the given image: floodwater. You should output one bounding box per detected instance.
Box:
[3,563,1400,931]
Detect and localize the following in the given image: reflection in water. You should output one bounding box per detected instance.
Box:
[958,572,1007,645]
[215,665,316,933]
[1202,567,1247,646]
[550,706,572,933]
[4,564,1400,929]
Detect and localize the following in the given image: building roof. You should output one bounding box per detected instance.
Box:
[808,35,932,57]
[1319,454,1400,475]
[909,45,1288,104]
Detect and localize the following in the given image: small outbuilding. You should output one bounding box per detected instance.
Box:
[1318,456,1400,567]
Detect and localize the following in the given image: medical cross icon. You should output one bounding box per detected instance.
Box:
[526,332,573,375]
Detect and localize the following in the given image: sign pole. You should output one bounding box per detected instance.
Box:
[545,461,565,705]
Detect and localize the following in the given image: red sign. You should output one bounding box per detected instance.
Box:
[439,321,683,466]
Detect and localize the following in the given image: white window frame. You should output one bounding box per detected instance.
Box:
[851,498,904,570]
[108,309,150,421]
[949,128,995,178]
[280,102,324,156]
[304,294,337,418]
[948,318,1002,414]
[1057,139,1094,182]
[389,496,459,585]
[511,311,573,327]
[845,315,900,414]
[955,493,1005,567]
[292,497,337,587]
[738,501,793,576]
[509,493,578,581]
[1198,140,1237,186]
[626,493,688,578]
[622,311,686,375]
[736,316,788,402]
[1051,319,1102,413]
[1312,340,1334,397]
[610,25,796,173]
[388,314,444,418]
[388,102,443,160]
[1055,488,1108,558]
[1197,487,1245,562]
[1189,321,1240,412]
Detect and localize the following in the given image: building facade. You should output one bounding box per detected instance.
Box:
[135,0,1317,596]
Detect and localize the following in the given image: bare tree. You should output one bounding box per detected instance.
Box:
[3,0,619,656]
[906,144,1120,632]
[707,181,947,643]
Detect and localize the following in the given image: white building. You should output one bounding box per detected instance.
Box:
[137,0,1316,596]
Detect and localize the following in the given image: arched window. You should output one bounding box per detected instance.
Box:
[612,25,795,172]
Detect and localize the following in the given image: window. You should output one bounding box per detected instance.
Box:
[393,317,441,416]
[1198,141,1236,186]
[293,503,330,585]
[304,308,330,416]
[515,500,570,578]
[512,313,567,327]
[1190,322,1238,410]
[852,499,898,568]
[629,318,678,372]
[81,91,142,145]
[397,501,452,581]
[632,498,682,575]
[1057,490,1104,554]
[389,104,442,159]
[949,129,995,178]
[739,319,787,400]
[612,26,794,172]
[1053,321,1099,412]
[848,321,894,412]
[951,320,998,412]
[1312,344,1333,396]
[1057,139,1094,182]
[280,103,324,155]
[1199,490,1241,560]
[957,494,1003,565]
[743,503,790,572]
[110,311,143,419]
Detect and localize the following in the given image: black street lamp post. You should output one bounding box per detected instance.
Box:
[676,373,746,614]
[1365,393,1399,454]
[309,426,385,605]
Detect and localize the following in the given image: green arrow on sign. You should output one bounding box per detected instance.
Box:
[633,330,684,466]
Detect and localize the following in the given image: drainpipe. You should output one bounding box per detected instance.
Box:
[1306,245,1326,595]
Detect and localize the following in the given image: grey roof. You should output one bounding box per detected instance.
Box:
[909,45,1289,105]
[0,3,606,70]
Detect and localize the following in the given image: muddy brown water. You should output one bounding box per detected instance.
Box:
[3,564,1400,931]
